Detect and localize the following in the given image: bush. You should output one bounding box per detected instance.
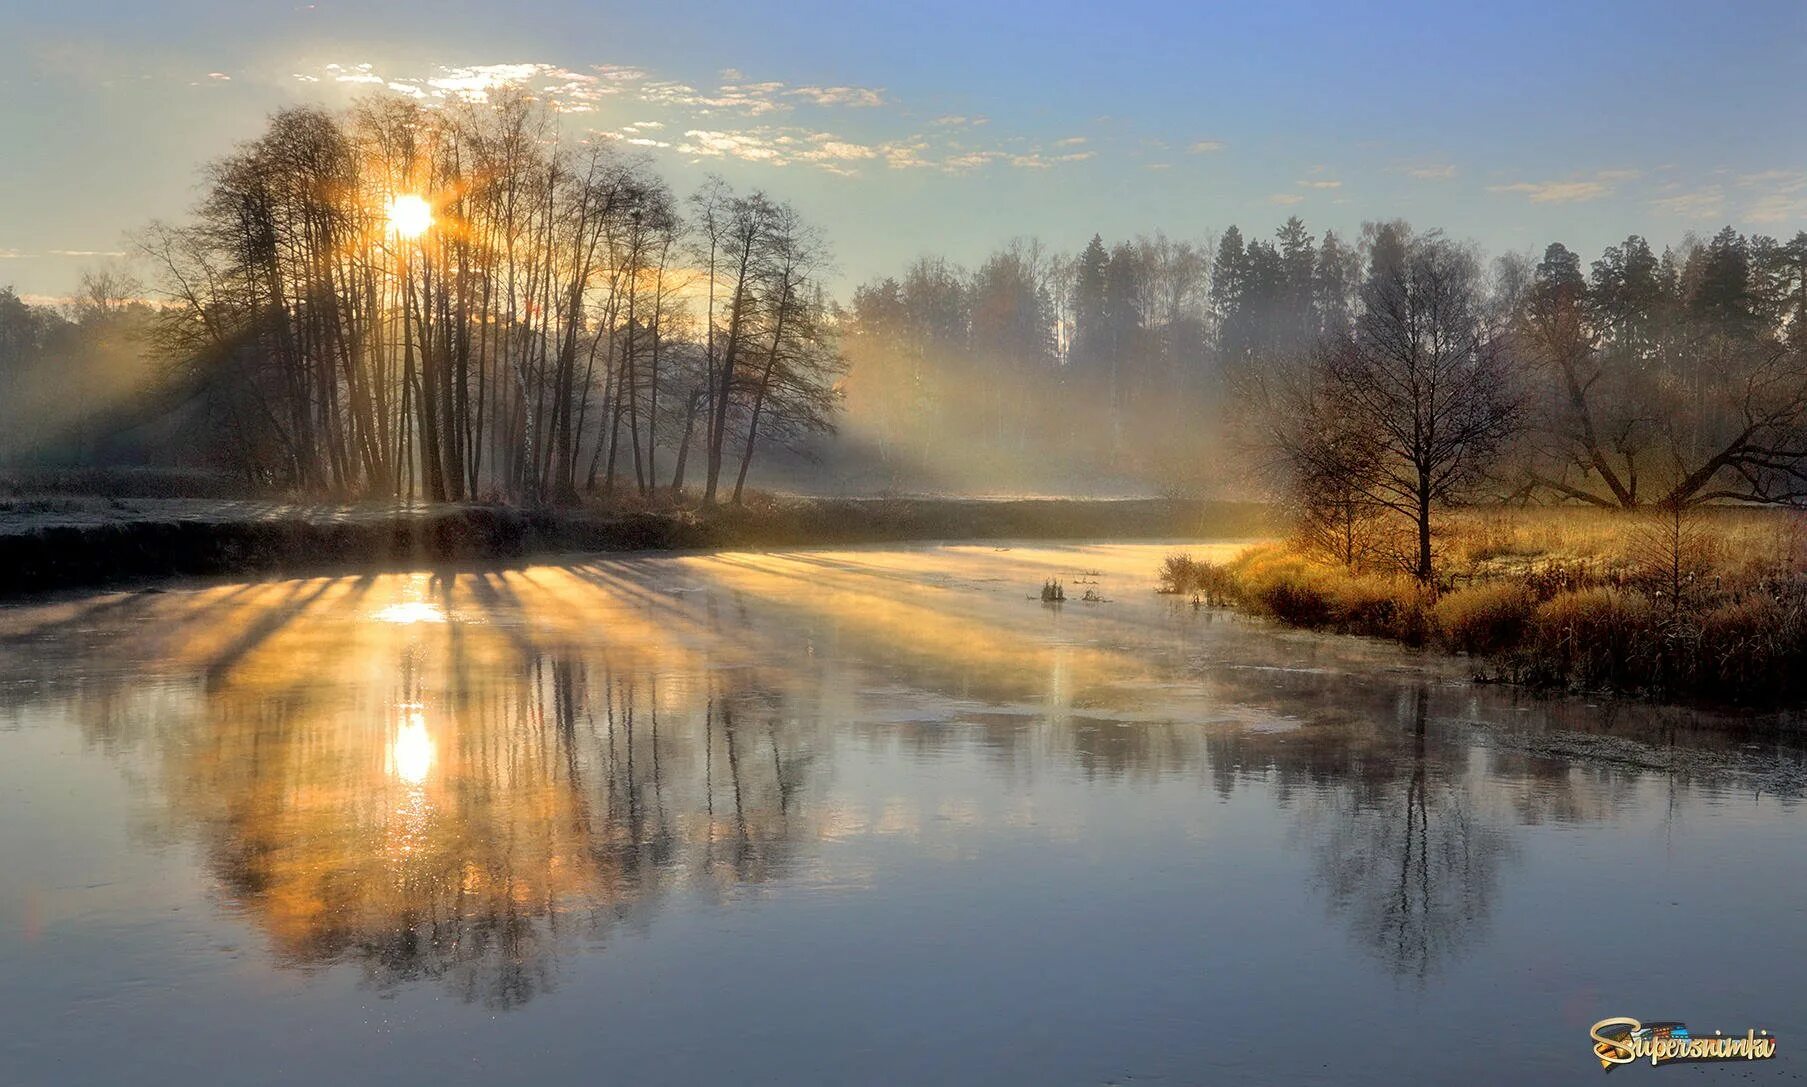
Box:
[1157,552,1204,594]
[1157,551,1235,604]
[1523,587,1656,692]
[1691,594,1805,702]
[1225,545,1426,639]
[1253,571,1338,627]
[1207,513,1807,705]
[1331,575,1427,642]
[1434,582,1535,657]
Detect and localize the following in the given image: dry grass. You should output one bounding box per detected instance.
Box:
[1184,506,1807,705]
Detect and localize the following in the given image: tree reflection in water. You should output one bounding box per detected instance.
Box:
[1296,686,1510,981]
[0,544,1799,1006]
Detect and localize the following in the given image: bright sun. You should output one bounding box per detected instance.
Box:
[386,194,434,239]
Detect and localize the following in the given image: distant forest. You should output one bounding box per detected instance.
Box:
[1,90,1805,506]
[842,220,1807,500]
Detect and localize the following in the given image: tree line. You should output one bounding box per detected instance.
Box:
[839,216,1806,576]
[1259,224,1807,581]
[126,92,842,504]
[4,97,1805,526]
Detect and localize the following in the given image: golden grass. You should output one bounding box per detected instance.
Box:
[1186,506,1807,704]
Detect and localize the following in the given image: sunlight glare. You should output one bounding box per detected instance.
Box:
[387,707,434,786]
[373,600,446,624]
[386,194,434,239]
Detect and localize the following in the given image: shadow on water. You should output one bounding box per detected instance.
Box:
[0,542,1802,1005]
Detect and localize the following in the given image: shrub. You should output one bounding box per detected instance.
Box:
[1210,512,1807,704]
[1157,552,1204,594]
[1691,594,1806,702]
[1434,583,1535,657]
[1331,575,1426,642]
[1250,568,1338,627]
[1524,587,1656,692]
[1157,552,1236,604]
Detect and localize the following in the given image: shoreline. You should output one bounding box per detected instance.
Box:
[0,496,1268,599]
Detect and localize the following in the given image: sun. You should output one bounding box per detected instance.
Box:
[386,194,434,239]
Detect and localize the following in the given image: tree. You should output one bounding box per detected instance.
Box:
[1518,227,1807,509]
[130,95,832,505]
[1293,232,1520,581]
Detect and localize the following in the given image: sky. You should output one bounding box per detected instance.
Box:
[3,0,1805,302]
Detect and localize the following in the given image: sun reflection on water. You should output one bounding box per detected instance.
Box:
[387,705,434,786]
[373,600,446,625]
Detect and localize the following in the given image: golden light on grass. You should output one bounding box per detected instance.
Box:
[386,194,434,239]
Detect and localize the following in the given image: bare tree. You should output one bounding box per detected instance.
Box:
[1292,232,1520,581]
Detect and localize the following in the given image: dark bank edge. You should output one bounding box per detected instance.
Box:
[0,497,1271,599]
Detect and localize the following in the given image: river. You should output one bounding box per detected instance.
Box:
[0,542,1801,1084]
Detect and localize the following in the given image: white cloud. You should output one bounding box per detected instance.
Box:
[1650,185,1724,219]
[1488,179,1611,204]
[1489,169,1640,204]
[290,59,1073,177]
[1403,163,1456,181]
[1188,139,1226,154]
[1737,170,1807,224]
[427,63,557,102]
[943,150,1007,171]
[1268,193,1306,206]
[678,128,787,162]
[1298,179,1341,189]
[789,85,886,108]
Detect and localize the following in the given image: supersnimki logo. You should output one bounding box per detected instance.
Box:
[1590,1018,1777,1069]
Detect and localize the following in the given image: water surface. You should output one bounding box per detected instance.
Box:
[1,542,1802,1084]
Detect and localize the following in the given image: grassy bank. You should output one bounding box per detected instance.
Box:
[0,494,1270,597]
[1160,507,1807,706]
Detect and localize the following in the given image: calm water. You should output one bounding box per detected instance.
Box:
[1,542,1803,1085]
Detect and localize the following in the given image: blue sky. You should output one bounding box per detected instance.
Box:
[4,0,1805,300]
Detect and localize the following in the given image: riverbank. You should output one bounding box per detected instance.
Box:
[1159,507,1807,707]
[0,494,1269,597]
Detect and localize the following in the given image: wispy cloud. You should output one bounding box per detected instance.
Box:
[1268,193,1306,206]
[1403,162,1457,181]
[789,85,886,108]
[1650,184,1724,219]
[1298,179,1341,190]
[1489,169,1639,204]
[1739,169,1807,224]
[300,58,1087,179]
[676,128,788,162]
[1489,180,1609,203]
[309,61,886,117]
[1188,139,1226,154]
